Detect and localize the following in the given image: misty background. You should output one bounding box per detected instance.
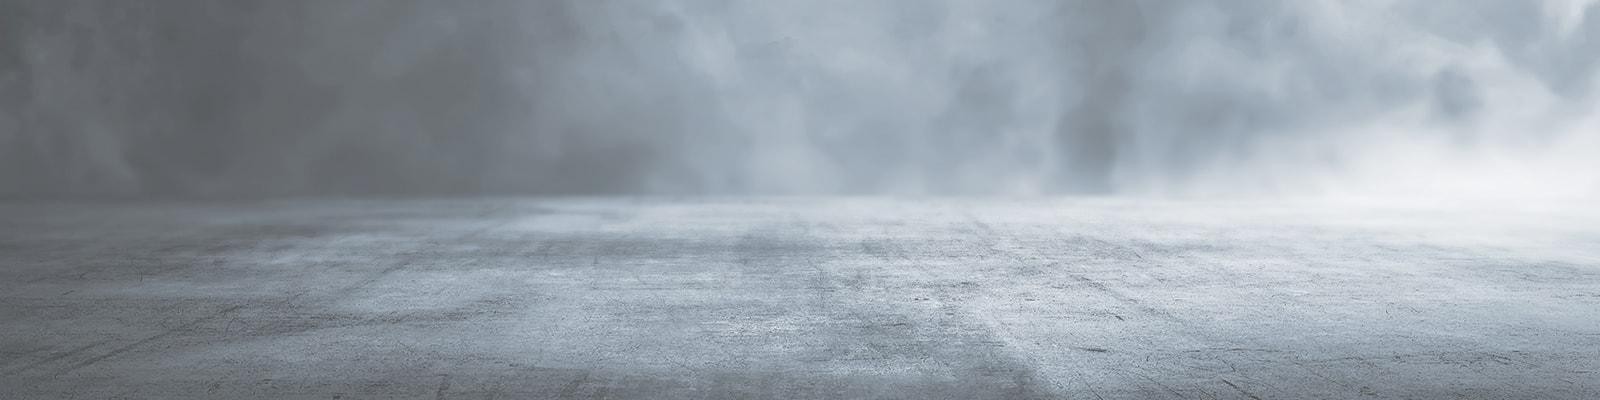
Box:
[1,0,1596,199]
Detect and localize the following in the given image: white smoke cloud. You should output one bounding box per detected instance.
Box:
[1,0,1595,199]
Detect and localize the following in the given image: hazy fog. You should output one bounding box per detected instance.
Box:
[1,0,1596,198]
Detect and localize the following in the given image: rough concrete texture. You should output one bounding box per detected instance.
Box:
[1,198,1597,399]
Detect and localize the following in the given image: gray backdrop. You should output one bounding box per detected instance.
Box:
[1,0,1596,198]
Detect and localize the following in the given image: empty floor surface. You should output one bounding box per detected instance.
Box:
[2,198,1598,399]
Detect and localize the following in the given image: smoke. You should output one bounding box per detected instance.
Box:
[1,0,1596,198]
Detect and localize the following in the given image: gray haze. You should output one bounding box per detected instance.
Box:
[1,0,1597,198]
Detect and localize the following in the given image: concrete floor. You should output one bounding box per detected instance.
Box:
[1,198,1597,399]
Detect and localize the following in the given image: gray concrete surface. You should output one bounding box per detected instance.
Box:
[1,198,1597,399]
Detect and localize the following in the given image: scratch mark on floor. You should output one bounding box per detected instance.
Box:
[51,304,245,377]
[434,373,452,400]
[1222,378,1265,400]
[1,341,103,377]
